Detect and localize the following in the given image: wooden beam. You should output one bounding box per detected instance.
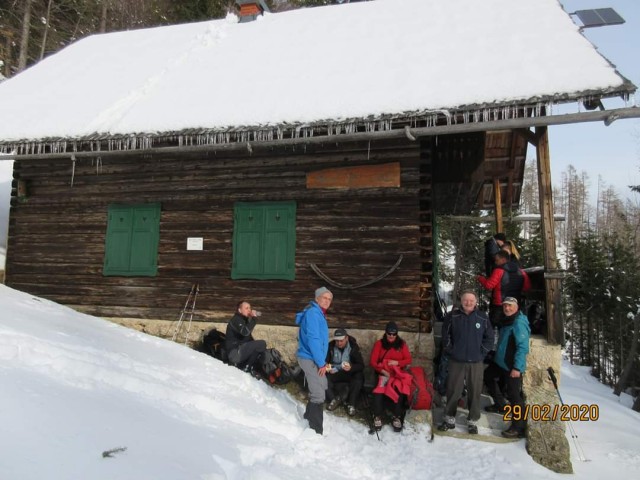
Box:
[535,126,563,345]
[443,214,565,222]
[493,178,503,233]
[515,128,539,147]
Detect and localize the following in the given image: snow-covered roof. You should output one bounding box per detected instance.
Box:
[0,0,634,148]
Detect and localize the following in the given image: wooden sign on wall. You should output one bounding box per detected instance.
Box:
[306,162,401,189]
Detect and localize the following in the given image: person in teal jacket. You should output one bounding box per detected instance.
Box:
[296,286,332,434]
[484,296,531,438]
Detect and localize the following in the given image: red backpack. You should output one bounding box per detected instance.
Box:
[407,366,433,410]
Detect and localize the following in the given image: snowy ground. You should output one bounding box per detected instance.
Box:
[1,285,638,479]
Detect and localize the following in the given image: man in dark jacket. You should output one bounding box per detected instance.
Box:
[484,296,530,438]
[225,300,266,378]
[325,328,364,416]
[438,291,493,434]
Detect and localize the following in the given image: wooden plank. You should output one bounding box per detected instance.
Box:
[306,162,400,189]
[493,178,503,233]
[535,126,563,345]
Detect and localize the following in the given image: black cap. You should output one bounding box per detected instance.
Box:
[385,321,398,334]
[333,328,348,340]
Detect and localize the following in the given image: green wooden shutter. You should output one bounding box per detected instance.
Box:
[233,205,264,277]
[104,207,133,273]
[104,203,160,276]
[232,201,296,280]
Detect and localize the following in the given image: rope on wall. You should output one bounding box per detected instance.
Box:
[308,254,403,290]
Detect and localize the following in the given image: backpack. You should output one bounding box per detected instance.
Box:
[260,348,293,385]
[407,366,433,411]
[201,328,228,363]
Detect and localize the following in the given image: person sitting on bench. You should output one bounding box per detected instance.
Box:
[370,321,412,432]
[225,300,266,378]
[325,328,364,416]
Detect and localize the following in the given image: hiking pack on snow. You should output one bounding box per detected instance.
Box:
[200,328,295,384]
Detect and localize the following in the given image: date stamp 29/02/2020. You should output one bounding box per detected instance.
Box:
[503,404,599,422]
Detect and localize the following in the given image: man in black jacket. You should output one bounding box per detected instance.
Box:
[225,300,267,378]
[325,328,364,416]
[438,291,494,434]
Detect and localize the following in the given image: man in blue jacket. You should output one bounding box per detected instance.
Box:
[438,290,493,434]
[296,286,332,434]
[484,296,531,438]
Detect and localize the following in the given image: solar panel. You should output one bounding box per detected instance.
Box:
[574,8,625,28]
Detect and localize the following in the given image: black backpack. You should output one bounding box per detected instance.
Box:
[260,348,293,385]
[201,328,228,363]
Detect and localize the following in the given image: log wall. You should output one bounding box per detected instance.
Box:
[6,138,432,332]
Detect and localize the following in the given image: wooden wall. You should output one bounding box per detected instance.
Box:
[6,137,431,332]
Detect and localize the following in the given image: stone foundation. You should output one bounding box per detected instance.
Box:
[523,335,572,474]
[105,317,436,378]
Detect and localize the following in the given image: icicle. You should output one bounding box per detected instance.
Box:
[70,155,76,187]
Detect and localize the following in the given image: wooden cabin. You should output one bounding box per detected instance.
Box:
[0,0,636,345]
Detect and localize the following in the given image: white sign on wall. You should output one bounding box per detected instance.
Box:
[186,237,203,251]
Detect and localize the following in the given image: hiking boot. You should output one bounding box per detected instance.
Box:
[373,416,382,431]
[502,428,525,439]
[347,405,356,416]
[437,420,455,431]
[327,398,341,411]
[485,404,506,414]
[468,424,478,435]
[392,416,403,432]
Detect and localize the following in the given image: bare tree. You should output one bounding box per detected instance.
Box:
[100,0,109,33]
[17,0,33,72]
[39,0,53,60]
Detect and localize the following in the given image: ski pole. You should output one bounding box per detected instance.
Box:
[172,284,195,342]
[183,283,199,346]
[547,367,589,462]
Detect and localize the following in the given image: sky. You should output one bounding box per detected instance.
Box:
[0,283,639,480]
[550,0,640,198]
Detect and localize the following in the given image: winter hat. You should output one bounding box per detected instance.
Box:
[333,328,348,340]
[502,297,518,306]
[315,286,332,299]
[385,321,399,334]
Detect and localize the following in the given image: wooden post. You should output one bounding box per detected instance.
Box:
[535,126,563,345]
[493,178,503,233]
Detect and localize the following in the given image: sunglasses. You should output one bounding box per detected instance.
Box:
[386,332,398,336]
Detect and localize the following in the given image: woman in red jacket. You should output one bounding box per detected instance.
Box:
[370,321,412,432]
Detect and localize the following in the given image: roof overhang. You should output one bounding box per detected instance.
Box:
[2,105,638,161]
